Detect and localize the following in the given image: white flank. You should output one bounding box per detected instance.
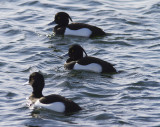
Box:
[64,28,92,37]
[34,100,65,113]
[73,63,102,73]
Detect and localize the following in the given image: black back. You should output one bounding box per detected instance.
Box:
[53,12,106,37]
[68,23,106,37]
[28,72,82,113]
[39,94,82,113]
[77,56,117,73]
[65,44,117,73]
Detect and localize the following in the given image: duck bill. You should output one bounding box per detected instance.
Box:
[61,52,69,58]
[48,21,55,25]
[23,81,30,86]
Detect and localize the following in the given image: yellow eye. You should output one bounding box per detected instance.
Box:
[72,50,74,53]
[57,16,60,20]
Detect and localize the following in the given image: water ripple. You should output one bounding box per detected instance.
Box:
[0,0,160,126]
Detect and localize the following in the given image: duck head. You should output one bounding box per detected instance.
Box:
[54,12,73,26]
[29,72,45,97]
[68,44,88,61]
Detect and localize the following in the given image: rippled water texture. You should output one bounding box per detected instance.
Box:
[0,0,160,126]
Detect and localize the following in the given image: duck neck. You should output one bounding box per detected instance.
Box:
[32,89,43,98]
[58,24,67,28]
[74,54,83,61]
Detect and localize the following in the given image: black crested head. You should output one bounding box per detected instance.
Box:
[54,12,72,26]
[29,72,45,93]
[68,44,87,61]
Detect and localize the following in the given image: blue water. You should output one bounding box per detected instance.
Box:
[0,0,160,126]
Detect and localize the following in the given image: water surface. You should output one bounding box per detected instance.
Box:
[0,0,160,126]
